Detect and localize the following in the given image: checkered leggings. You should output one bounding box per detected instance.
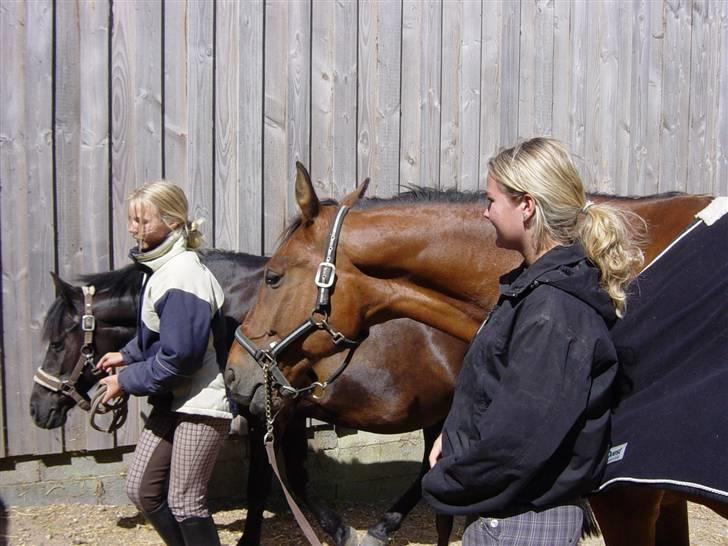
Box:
[461,503,583,546]
[125,407,230,521]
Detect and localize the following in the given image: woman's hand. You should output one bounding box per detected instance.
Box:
[96,352,126,372]
[99,374,125,404]
[429,433,443,468]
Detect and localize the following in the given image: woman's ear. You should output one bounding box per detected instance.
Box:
[521,193,536,222]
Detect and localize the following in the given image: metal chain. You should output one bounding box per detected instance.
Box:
[263,360,275,444]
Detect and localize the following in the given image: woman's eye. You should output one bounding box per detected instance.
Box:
[264,270,283,287]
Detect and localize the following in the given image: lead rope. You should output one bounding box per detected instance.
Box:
[88,367,129,433]
[263,362,323,546]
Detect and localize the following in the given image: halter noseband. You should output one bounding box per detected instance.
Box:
[34,285,128,432]
[234,205,366,400]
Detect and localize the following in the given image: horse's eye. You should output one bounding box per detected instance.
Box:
[265,269,283,288]
[50,341,64,353]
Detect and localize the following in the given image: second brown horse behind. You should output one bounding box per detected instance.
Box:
[226,163,725,546]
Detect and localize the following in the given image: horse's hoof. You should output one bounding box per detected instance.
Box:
[360,533,388,546]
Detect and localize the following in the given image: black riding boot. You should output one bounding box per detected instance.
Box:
[144,502,185,546]
[179,516,221,546]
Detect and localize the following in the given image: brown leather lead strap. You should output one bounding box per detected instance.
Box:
[265,441,323,546]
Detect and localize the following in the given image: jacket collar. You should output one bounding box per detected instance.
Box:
[129,230,187,273]
[499,244,587,298]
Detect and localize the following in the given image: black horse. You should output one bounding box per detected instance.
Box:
[30,249,457,546]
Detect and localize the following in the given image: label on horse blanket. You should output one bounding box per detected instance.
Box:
[599,210,728,502]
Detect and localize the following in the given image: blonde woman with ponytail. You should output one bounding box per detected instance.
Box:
[424,138,644,545]
[97,181,229,546]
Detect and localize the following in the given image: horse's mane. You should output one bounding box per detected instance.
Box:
[278,187,693,244]
[197,248,266,268]
[42,265,144,340]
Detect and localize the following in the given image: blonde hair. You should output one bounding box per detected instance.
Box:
[488,137,645,315]
[127,181,204,249]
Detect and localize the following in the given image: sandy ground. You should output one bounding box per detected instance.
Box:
[2,499,727,545]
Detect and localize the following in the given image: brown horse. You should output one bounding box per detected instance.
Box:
[225,163,727,546]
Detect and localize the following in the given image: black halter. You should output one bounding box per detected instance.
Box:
[234,205,366,399]
[34,286,100,410]
[34,285,128,433]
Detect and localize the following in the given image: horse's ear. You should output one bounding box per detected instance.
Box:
[50,271,75,303]
[341,178,370,207]
[295,161,320,222]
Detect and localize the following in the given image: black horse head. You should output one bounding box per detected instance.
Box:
[30,269,141,429]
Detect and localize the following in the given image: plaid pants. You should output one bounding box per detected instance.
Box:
[462,503,583,546]
[125,407,230,521]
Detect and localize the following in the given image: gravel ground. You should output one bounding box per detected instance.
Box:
[3,500,727,545]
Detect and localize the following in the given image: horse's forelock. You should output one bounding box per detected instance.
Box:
[281,198,340,243]
[42,296,76,341]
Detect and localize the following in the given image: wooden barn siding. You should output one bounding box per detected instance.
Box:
[0,0,725,459]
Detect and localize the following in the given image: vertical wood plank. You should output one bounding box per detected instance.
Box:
[479,0,504,176]
[186,0,215,236]
[358,0,402,197]
[614,0,634,195]
[688,0,721,194]
[56,0,114,452]
[311,0,358,197]
[584,0,618,193]
[1,0,58,456]
[231,0,264,253]
[661,0,693,191]
[263,0,310,254]
[518,0,554,139]
[641,1,666,194]
[568,0,588,177]
[164,0,189,189]
[715,0,728,196]
[440,0,482,191]
[551,0,572,145]
[499,0,520,148]
[400,0,442,189]
[215,0,265,254]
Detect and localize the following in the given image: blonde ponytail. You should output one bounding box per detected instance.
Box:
[578,203,645,316]
[488,137,645,315]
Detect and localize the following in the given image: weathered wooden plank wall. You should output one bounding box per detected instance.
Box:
[1,0,726,459]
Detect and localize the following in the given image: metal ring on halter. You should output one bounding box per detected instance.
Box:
[310,382,327,400]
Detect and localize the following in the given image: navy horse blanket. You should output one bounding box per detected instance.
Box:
[600,199,728,502]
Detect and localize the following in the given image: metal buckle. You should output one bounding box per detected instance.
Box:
[81,314,96,332]
[314,262,336,288]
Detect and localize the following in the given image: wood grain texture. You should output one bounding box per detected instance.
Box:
[1,0,58,457]
[2,0,726,460]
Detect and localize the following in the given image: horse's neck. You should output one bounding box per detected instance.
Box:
[605,194,712,264]
[201,253,267,321]
[344,203,520,340]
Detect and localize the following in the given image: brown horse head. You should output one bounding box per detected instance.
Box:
[224,164,516,410]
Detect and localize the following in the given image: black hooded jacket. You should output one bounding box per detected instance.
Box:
[422,244,618,517]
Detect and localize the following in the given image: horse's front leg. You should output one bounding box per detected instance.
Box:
[362,423,453,546]
[280,414,359,546]
[591,485,664,546]
[237,418,273,546]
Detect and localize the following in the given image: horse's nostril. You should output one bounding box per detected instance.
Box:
[224,368,236,387]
